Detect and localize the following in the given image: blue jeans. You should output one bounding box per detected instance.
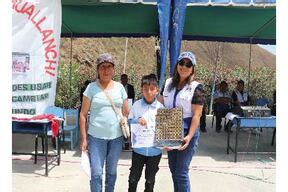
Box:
[167,129,200,192]
[88,135,123,192]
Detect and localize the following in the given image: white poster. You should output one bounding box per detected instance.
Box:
[12,0,62,115]
[131,124,155,148]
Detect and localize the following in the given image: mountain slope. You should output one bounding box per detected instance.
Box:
[57,37,276,106]
[60,37,276,72]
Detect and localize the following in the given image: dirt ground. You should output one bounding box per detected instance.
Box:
[12,115,276,192]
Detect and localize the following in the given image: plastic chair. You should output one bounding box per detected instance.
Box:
[44,106,66,152]
[64,108,79,150]
[34,106,65,166]
[255,97,269,106]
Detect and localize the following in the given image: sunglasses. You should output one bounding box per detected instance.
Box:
[178,60,193,68]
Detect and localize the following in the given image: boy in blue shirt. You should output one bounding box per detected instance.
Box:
[128,74,164,192]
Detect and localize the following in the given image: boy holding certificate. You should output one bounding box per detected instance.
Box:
[128,74,164,192]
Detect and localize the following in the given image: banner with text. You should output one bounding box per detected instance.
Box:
[12,0,62,115]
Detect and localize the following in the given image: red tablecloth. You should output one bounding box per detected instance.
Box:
[12,114,60,137]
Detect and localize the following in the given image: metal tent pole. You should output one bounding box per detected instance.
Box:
[123,38,128,74]
[246,16,275,94]
[209,42,222,114]
[63,22,74,108]
[247,38,252,93]
[69,35,73,107]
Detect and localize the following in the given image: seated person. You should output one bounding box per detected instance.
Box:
[269,90,276,144]
[213,81,232,133]
[226,80,251,131]
[232,79,250,107]
[269,90,276,116]
[255,97,269,106]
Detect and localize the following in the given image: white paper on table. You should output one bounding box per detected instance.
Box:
[81,151,91,179]
[225,112,239,121]
[131,124,155,148]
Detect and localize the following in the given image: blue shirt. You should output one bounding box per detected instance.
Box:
[128,98,164,156]
[84,81,127,139]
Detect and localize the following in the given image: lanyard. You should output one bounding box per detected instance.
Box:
[173,89,181,108]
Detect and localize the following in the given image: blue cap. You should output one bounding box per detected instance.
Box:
[177,51,196,65]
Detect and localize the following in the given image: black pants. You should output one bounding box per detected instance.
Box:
[214,104,230,131]
[215,113,224,131]
[200,105,206,131]
[128,151,162,192]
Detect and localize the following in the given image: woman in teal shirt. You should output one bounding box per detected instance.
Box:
[79,53,129,192]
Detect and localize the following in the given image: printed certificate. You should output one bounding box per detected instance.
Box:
[131,124,155,148]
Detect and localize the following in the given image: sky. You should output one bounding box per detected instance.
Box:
[258,44,276,55]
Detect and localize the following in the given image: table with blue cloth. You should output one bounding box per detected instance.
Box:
[226,116,276,162]
[12,119,61,176]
